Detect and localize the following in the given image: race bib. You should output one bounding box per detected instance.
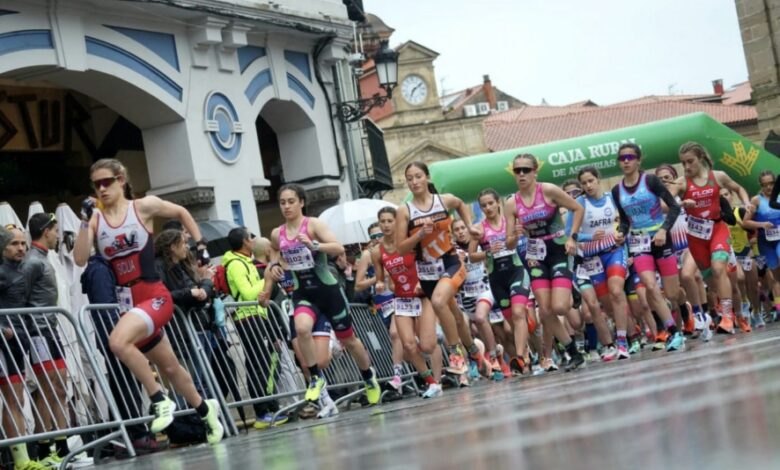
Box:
[462,279,487,297]
[526,239,547,261]
[490,239,514,259]
[394,297,422,317]
[30,336,52,364]
[687,216,714,240]
[378,299,395,318]
[765,225,780,242]
[488,309,504,324]
[416,259,445,281]
[737,256,753,272]
[283,245,315,271]
[116,286,134,313]
[628,233,652,255]
[582,256,604,276]
[465,261,484,281]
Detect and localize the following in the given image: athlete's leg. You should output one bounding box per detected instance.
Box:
[145,335,202,407]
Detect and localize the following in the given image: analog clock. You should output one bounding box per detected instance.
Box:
[401,75,428,106]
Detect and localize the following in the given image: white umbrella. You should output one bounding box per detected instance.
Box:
[319,199,397,245]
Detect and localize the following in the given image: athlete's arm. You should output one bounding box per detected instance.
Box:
[571,196,595,242]
[396,205,422,255]
[505,196,520,249]
[442,193,472,227]
[355,249,376,292]
[720,196,737,225]
[136,196,204,242]
[307,218,345,256]
[74,215,97,267]
[715,171,752,213]
[467,225,486,262]
[646,174,680,232]
[611,185,629,243]
[260,228,283,302]
[741,196,772,229]
[371,246,387,293]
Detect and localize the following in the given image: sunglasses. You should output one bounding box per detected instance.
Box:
[513,166,534,175]
[618,154,638,163]
[41,213,57,230]
[369,232,384,240]
[566,189,582,198]
[91,176,120,190]
[4,223,20,231]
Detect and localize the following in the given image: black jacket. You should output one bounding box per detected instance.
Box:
[155,258,215,330]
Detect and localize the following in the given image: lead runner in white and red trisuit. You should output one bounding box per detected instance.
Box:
[73,158,223,443]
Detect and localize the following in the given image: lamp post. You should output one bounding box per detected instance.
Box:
[335,40,398,122]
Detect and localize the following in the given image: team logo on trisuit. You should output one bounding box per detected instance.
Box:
[104,229,140,257]
[721,141,758,177]
[151,297,166,311]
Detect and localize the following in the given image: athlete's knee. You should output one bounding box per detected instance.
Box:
[401,339,418,356]
[294,323,313,340]
[108,332,132,359]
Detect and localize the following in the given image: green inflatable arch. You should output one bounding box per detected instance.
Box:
[429,113,780,202]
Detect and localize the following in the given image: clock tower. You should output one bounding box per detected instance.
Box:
[383,41,442,127]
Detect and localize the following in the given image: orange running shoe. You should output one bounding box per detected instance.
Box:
[655,330,670,343]
[736,315,752,333]
[683,314,695,335]
[717,313,735,335]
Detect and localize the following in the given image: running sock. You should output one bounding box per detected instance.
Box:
[703,302,710,315]
[652,311,663,331]
[721,299,734,318]
[195,400,210,418]
[149,390,166,403]
[565,340,578,356]
[679,304,690,322]
[420,370,437,385]
[773,296,780,313]
[360,367,375,382]
[55,437,69,458]
[489,347,497,360]
[11,444,30,465]
[393,363,403,377]
[584,323,598,352]
[692,304,703,319]
[664,319,678,335]
[308,365,322,379]
[36,440,51,458]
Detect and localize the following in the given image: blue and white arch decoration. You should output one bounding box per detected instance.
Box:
[204,92,244,164]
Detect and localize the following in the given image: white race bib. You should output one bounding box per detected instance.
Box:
[377,299,394,318]
[488,309,504,324]
[30,336,52,364]
[765,225,780,242]
[283,245,316,271]
[394,297,422,317]
[116,286,134,313]
[463,279,488,297]
[686,216,714,240]
[737,256,753,272]
[582,256,604,275]
[416,259,445,281]
[628,233,652,255]
[526,239,547,261]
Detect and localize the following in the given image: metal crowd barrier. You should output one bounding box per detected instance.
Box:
[0,307,134,468]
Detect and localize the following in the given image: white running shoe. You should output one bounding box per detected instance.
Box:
[422,383,443,399]
[601,345,618,362]
[388,375,403,392]
[317,396,339,419]
[701,313,713,342]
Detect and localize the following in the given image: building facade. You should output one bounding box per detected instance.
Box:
[0,0,368,234]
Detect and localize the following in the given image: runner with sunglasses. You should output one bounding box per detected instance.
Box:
[396,161,476,377]
[373,206,444,398]
[670,142,753,334]
[466,193,531,375]
[506,154,585,371]
[744,170,780,321]
[73,158,223,443]
[611,144,685,351]
[261,184,381,406]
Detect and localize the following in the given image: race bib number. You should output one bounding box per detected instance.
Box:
[378,300,394,318]
[416,259,445,281]
[490,239,514,259]
[765,225,780,242]
[628,233,652,255]
[737,256,753,272]
[526,239,547,261]
[687,216,714,240]
[581,257,604,276]
[488,309,504,324]
[394,297,422,317]
[116,286,134,313]
[462,279,487,297]
[30,336,52,364]
[283,245,315,271]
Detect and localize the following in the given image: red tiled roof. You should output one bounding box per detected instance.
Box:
[609,94,716,106]
[486,104,597,123]
[722,81,752,105]
[484,101,757,151]
[440,84,483,111]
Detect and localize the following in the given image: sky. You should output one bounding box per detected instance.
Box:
[363,0,749,106]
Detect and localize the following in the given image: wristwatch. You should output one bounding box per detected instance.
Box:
[571,233,579,242]
[195,238,208,248]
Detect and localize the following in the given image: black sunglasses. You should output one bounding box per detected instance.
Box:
[369,232,384,240]
[513,166,534,175]
[91,176,120,190]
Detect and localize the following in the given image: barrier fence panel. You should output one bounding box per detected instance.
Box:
[78,304,238,451]
[0,307,134,467]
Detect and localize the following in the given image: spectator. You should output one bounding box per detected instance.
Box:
[23,213,84,466]
[81,248,163,457]
[222,227,287,429]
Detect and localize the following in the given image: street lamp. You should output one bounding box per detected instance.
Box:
[335,40,398,122]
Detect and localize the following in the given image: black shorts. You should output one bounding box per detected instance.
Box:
[292,283,353,339]
[0,325,65,384]
[526,239,572,284]
[488,264,528,312]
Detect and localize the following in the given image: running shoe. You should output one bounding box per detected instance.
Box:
[754,311,766,329]
[67,454,94,468]
[564,349,585,371]
[317,396,339,418]
[617,344,630,360]
[254,412,289,429]
[388,375,403,392]
[422,383,443,399]
[742,301,751,318]
[14,461,47,470]
[683,313,695,336]
[458,373,471,387]
[38,452,62,469]
[652,331,669,351]
[736,315,752,333]
[509,357,526,376]
[149,395,177,433]
[600,345,618,362]
[717,313,735,335]
[305,375,327,402]
[665,331,685,352]
[446,352,469,375]
[468,361,480,380]
[628,339,641,355]
[701,314,713,342]
[540,356,559,372]
[692,313,704,339]
[364,368,381,405]
[201,399,224,444]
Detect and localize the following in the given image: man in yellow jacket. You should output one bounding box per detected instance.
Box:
[223,227,288,429]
